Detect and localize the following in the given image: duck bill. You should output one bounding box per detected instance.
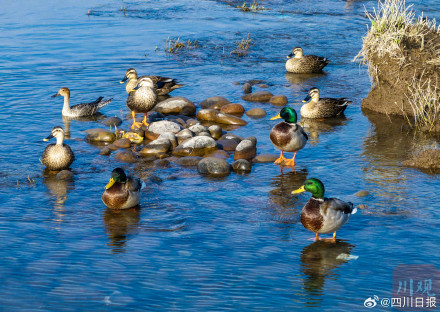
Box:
[303,95,311,103]
[43,134,54,142]
[105,178,116,189]
[51,92,60,98]
[120,76,128,84]
[130,85,140,92]
[270,113,282,120]
[287,53,294,59]
[292,185,306,194]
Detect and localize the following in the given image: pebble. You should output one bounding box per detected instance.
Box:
[157,132,178,150]
[148,120,183,135]
[234,139,257,161]
[257,84,269,88]
[101,116,122,127]
[208,125,223,139]
[216,139,239,151]
[112,138,131,149]
[246,108,267,118]
[114,151,137,163]
[155,96,196,116]
[232,159,252,173]
[270,95,288,106]
[197,109,247,126]
[85,128,116,143]
[140,138,171,156]
[220,134,243,143]
[172,136,218,157]
[200,96,230,109]
[242,83,252,94]
[204,150,229,160]
[188,124,208,135]
[220,103,245,115]
[248,79,265,86]
[154,159,171,168]
[99,147,111,156]
[241,91,274,103]
[355,190,370,197]
[197,157,231,177]
[176,129,195,144]
[174,156,203,167]
[252,153,279,163]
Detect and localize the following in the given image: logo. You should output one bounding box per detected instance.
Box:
[364,296,379,308]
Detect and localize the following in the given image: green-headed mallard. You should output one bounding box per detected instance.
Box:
[286,47,329,74]
[121,68,184,95]
[126,77,158,129]
[301,87,351,119]
[102,168,142,209]
[42,126,75,171]
[52,87,112,117]
[292,178,357,241]
[270,107,308,167]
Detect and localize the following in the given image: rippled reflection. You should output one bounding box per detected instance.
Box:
[62,114,107,139]
[42,174,75,226]
[300,240,355,307]
[103,207,141,253]
[299,117,348,146]
[285,72,327,89]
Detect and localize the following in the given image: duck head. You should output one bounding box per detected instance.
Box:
[43,126,65,143]
[130,77,154,91]
[292,178,325,199]
[105,168,127,189]
[270,107,298,123]
[52,87,70,98]
[287,47,303,59]
[120,68,137,83]
[303,87,320,102]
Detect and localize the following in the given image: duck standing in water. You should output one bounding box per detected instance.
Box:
[286,47,329,73]
[102,168,142,209]
[52,87,112,117]
[126,77,158,129]
[42,126,75,171]
[121,68,183,95]
[270,107,308,167]
[301,87,351,119]
[292,178,357,241]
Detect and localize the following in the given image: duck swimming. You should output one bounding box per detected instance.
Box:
[102,168,142,209]
[42,126,75,171]
[126,77,158,129]
[121,68,183,95]
[292,178,357,241]
[301,87,351,119]
[52,87,112,117]
[286,47,329,74]
[270,107,308,167]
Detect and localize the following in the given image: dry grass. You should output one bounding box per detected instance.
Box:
[236,1,267,12]
[231,34,252,56]
[165,37,200,54]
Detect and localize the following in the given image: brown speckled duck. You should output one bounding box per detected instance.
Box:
[126,77,158,129]
[121,68,183,95]
[292,178,357,241]
[286,47,330,73]
[301,87,351,119]
[102,168,142,209]
[42,126,75,171]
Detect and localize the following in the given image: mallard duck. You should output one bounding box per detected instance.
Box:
[292,178,357,241]
[286,47,330,73]
[121,68,184,95]
[270,107,308,167]
[301,87,351,119]
[52,87,112,117]
[126,77,158,129]
[42,126,75,171]
[102,168,142,209]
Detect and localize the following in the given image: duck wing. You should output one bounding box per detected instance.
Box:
[125,175,142,193]
[70,97,112,116]
[317,98,351,117]
[142,75,184,95]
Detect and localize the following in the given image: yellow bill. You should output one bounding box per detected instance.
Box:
[292,185,306,194]
[105,178,116,189]
[270,113,282,120]
[43,138,49,142]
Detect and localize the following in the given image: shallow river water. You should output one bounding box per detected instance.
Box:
[1,0,440,310]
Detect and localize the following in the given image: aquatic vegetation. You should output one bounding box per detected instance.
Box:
[165,37,200,54]
[236,1,267,12]
[231,34,252,56]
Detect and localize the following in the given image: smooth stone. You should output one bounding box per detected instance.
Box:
[148,120,183,135]
[257,84,269,88]
[172,136,218,157]
[176,129,195,144]
[140,138,171,155]
[85,128,116,143]
[216,139,239,151]
[246,136,257,145]
[219,134,243,143]
[208,125,223,139]
[174,156,203,167]
[56,170,74,181]
[144,131,160,141]
[197,132,211,137]
[197,157,231,177]
[200,96,230,109]
[185,119,200,128]
[246,108,267,118]
[270,95,288,106]
[252,153,279,163]
[113,138,131,149]
[248,79,265,86]
[107,144,119,151]
[197,109,247,126]
[101,116,122,127]
[220,103,245,115]
[356,204,368,209]
[157,132,178,150]
[234,139,257,161]
[242,83,252,94]
[204,150,229,160]
[99,147,111,156]
[154,159,171,168]
[156,152,169,159]
[188,124,208,135]
[114,151,137,163]
[355,190,370,197]
[155,97,196,116]
[241,91,274,103]
[232,159,252,173]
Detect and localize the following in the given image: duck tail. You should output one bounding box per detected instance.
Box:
[171,83,184,91]
[349,202,357,215]
[98,98,113,108]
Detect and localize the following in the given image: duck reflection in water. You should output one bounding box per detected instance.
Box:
[62,113,107,139]
[103,207,141,253]
[299,116,348,146]
[285,72,327,89]
[300,240,355,307]
[43,174,75,225]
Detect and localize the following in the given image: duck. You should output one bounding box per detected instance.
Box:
[270,107,308,167]
[286,47,330,73]
[42,126,75,171]
[121,68,184,95]
[126,77,158,129]
[52,87,112,117]
[102,168,142,209]
[292,178,357,241]
[301,87,351,119]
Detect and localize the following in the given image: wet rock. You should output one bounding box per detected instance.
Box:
[270,95,288,106]
[85,128,116,143]
[216,139,239,151]
[101,116,122,127]
[246,108,267,118]
[356,204,368,210]
[402,149,440,170]
[355,190,370,197]
[188,124,208,135]
[185,119,200,128]
[99,147,111,156]
[257,84,269,88]
[234,139,257,161]
[208,125,223,139]
[220,134,243,143]
[155,97,196,116]
[113,138,131,149]
[242,83,252,94]
[56,170,74,181]
[246,136,257,145]
[200,96,230,109]
[252,153,278,163]
[158,132,178,150]
[204,150,229,160]
[148,120,183,135]
[149,112,165,123]
[154,159,171,168]
[114,151,137,163]
[156,152,169,159]
[140,138,171,156]
[232,159,252,173]
[174,156,203,167]
[197,109,247,126]
[172,136,218,157]
[150,175,163,184]
[197,157,231,177]
[176,129,195,144]
[144,131,160,141]
[241,91,274,103]
[220,103,245,115]
[248,79,265,86]
[107,144,119,151]
[197,132,211,137]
